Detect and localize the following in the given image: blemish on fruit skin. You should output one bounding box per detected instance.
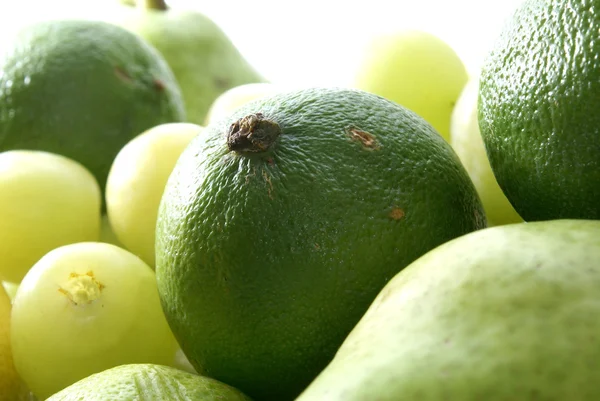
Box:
[389,207,405,220]
[346,126,380,150]
[262,169,274,199]
[153,78,166,91]
[114,66,132,83]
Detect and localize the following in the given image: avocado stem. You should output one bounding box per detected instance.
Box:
[137,0,168,11]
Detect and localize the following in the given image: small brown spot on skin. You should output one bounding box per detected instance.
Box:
[389,207,405,220]
[114,66,132,83]
[346,126,380,150]
[153,78,165,92]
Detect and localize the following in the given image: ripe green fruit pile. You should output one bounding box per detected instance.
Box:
[1,0,600,399]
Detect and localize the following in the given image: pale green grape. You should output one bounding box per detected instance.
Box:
[105,123,201,268]
[0,150,101,283]
[353,30,468,142]
[450,77,522,226]
[204,83,281,125]
[10,242,179,400]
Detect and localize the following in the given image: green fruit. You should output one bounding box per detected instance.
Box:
[0,19,185,191]
[0,150,102,283]
[106,122,201,267]
[98,215,123,247]
[353,30,468,142]
[479,0,600,221]
[0,285,30,401]
[112,0,268,125]
[450,78,522,226]
[11,242,178,399]
[156,87,486,401]
[297,219,600,401]
[46,364,251,401]
[204,83,281,125]
[1,281,19,303]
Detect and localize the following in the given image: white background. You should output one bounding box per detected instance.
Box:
[8,0,525,87]
[167,0,526,86]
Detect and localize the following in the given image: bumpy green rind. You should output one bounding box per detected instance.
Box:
[156,87,486,401]
[0,19,186,190]
[479,0,600,221]
[46,364,251,401]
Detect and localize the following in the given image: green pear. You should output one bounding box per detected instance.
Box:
[112,0,268,125]
[297,219,600,401]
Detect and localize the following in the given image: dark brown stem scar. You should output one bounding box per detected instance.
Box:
[389,207,405,220]
[227,113,282,153]
[346,126,380,150]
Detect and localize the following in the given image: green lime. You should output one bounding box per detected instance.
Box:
[479,0,600,221]
[0,19,185,191]
[46,364,250,401]
[156,87,486,400]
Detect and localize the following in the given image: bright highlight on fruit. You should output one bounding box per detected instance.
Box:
[450,78,522,226]
[10,242,179,400]
[2,281,19,304]
[353,29,468,142]
[0,150,102,284]
[106,122,202,267]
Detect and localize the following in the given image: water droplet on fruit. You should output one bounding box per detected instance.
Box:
[23,76,31,85]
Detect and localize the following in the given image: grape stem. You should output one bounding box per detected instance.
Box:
[137,0,168,10]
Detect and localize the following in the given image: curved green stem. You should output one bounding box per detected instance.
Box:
[137,0,168,10]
